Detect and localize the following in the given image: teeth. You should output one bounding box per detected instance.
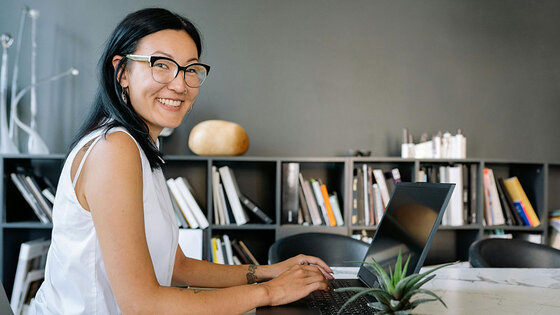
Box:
[157,98,181,107]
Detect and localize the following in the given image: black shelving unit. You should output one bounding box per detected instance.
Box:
[1,154,557,296]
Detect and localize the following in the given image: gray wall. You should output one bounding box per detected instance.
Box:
[1,0,559,161]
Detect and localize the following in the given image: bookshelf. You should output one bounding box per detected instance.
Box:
[1,154,557,296]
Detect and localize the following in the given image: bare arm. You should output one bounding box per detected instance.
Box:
[172,246,334,288]
[80,132,329,314]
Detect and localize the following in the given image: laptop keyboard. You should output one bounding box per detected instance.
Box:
[306,279,375,315]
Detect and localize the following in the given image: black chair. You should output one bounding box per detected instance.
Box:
[268,232,370,266]
[469,238,560,268]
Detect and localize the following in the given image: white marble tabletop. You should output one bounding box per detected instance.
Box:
[249,266,560,314]
[414,267,560,315]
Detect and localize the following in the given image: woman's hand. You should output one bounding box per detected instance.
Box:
[259,254,334,281]
[259,263,330,306]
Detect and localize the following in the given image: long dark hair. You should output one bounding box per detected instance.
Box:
[70,8,202,169]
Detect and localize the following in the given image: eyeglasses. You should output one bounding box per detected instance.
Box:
[125,54,210,88]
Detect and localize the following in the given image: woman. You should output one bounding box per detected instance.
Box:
[31,8,332,314]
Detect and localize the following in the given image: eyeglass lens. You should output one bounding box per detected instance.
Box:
[151,59,207,87]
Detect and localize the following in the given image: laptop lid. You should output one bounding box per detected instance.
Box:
[357,182,455,287]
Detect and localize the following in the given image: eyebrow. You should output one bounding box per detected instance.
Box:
[151,50,198,64]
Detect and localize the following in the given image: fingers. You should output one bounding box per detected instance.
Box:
[295,255,334,279]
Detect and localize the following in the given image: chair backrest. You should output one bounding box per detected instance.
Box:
[0,281,14,315]
[469,238,560,268]
[268,232,370,266]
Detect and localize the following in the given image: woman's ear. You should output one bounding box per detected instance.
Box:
[112,55,129,88]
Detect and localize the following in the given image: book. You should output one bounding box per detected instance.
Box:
[175,177,209,229]
[469,165,477,224]
[218,166,249,225]
[319,182,337,226]
[299,174,322,225]
[11,239,50,314]
[170,190,189,228]
[41,188,56,204]
[356,167,365,225]
[329,192,344,226]
[238,240,259,265]
[282,163,300,224]
[367,167,375,226]
[211,166,223,225]
[211,237,219,263]
[373,169,390,208]
[373,184,384,225]
[215,238,225,264]
[297,184,312,225]
[10,173,50,224]
[166,178,199,228]
[362,165,370,226]
[351,171,358,225]
[230,239,251,264]
[311,179,329,225]
[512,201,531,226]
[239,193,273,224]
[219,183,235,224]
[482,169,494,226]
[19,269,44,313]
[447,166,464,226]
[495,176,517,225]
[503,176,541,227]
[24,175,53,222]
[222,234,234,265]
[485,169,505,225]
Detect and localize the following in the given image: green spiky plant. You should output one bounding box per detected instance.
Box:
[335,251,456,315]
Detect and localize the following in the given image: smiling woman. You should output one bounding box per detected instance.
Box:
[29,8,332,315]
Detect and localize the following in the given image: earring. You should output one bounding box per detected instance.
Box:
[121,87,128,104]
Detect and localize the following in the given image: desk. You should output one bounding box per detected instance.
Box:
[252,267,560,314]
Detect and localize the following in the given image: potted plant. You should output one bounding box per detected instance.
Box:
[335,251,455,314]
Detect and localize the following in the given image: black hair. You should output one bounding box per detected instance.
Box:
[69,8,202,169]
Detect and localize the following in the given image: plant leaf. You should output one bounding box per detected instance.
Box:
[393,250,403,286]
[409,298,438,308]
[336,288,388,315]
[393,310,413,315]
[403,262,456,292]
[367,301,390,311]
[398,288,447,310]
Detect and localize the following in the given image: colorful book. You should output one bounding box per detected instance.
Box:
[320,183,337,226]
[503,176,541,227]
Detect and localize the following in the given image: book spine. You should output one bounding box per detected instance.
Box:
[512,201,531,226]
[356,168,365,225]
[166,179,199,228]
[486,169,505,225]
[362,165,370,226]
[311,179,329,225]
[320,184,337,226]
[11,174,50,224]
[497,177,522,226]
[297,184,312,225]
[219,166,248,225]
[329,192,344,226]
[373,169,390,208]
[503,177,541,227]
[282,163,300,224]
[238,240,260,265]
[300,175,322,225]
[175,178,209,229]
[239,193,273,224]
[351,171,358,225]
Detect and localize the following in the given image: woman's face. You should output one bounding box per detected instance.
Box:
[117,29,200,140]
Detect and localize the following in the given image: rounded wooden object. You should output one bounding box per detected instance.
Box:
[188,120,249,156]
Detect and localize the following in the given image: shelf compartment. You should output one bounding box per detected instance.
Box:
[211,229,275,265]
[212,160,277,225]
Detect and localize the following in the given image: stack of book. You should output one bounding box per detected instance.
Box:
[352,165,402,226]
[482,170,541,227]
[282,163,343,226]
[10,171,56,224]
[10,238,50,314]
[211,234,259,265]
[166,177,209,229]
[212,166,273,225]
[417,164,477,226]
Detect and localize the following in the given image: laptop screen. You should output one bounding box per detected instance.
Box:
[358,182,454,287]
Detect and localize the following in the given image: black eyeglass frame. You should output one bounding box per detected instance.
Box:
[125,54,211,87]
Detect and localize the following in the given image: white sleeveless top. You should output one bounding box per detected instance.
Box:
[31,127,179,315]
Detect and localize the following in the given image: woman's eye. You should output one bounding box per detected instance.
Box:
[154,62,169,69]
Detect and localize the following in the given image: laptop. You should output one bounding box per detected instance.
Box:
[257,182,455,315]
